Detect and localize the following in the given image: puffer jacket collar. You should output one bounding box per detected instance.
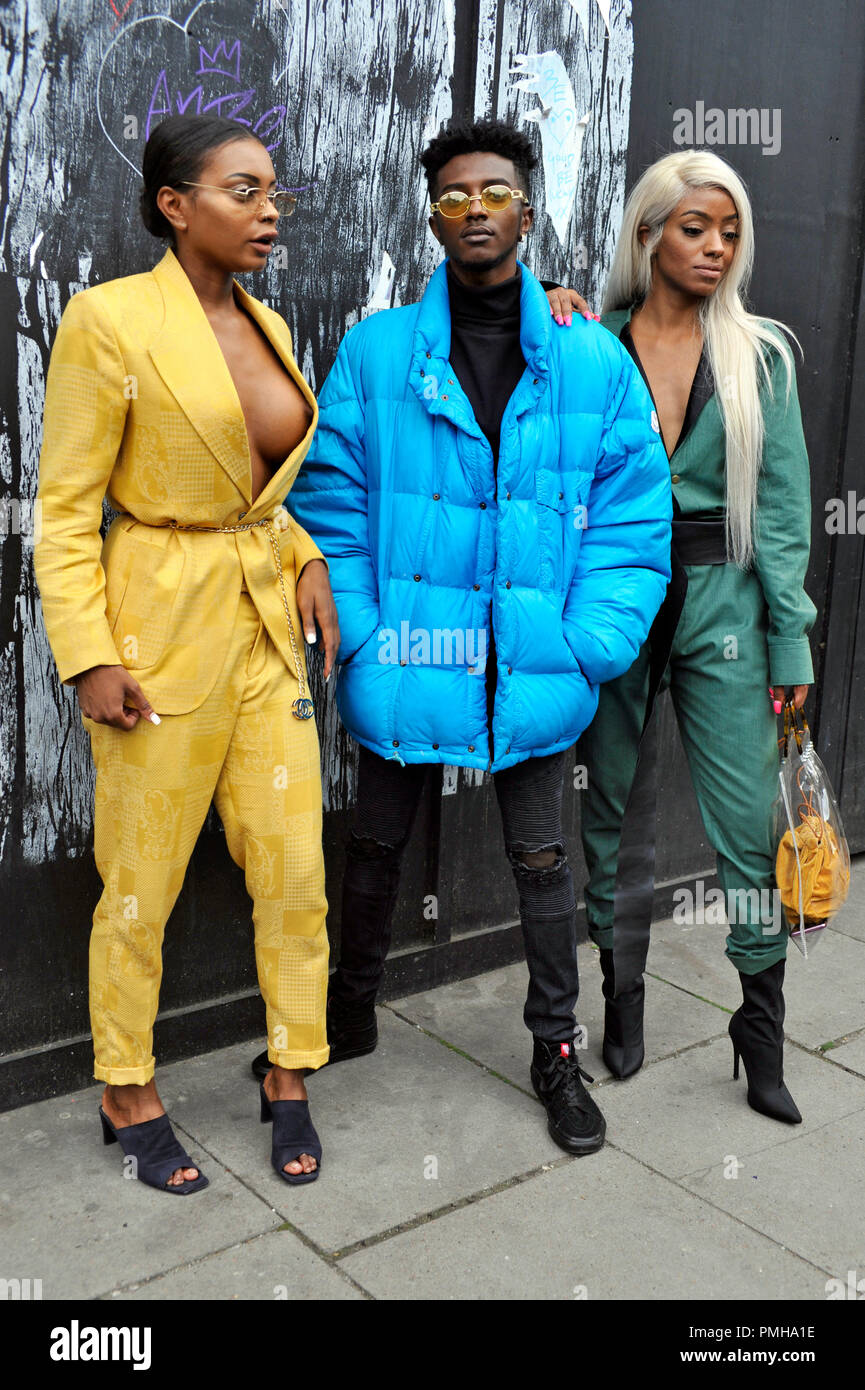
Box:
[409,260,552,472]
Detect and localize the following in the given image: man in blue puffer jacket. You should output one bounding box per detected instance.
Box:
[285,120,671,1155]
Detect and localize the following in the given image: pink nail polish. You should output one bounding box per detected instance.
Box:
[773,700,782,714]
[593,313,601,321]
[565,315,572,326]
[555,314,563,325]
[583,311,591,320]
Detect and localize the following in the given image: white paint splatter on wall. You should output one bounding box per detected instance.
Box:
[513,51,589,247]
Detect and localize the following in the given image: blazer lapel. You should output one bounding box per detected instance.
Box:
[148,248,252,499]
[147,247,317,508]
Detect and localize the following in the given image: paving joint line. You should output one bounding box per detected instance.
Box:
[95,1120,377,1302]
[599,1143,839,1284]
[330,1153,576,1262]
[383,1005,739,1092]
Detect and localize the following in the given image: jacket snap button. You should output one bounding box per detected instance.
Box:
[419,368,425,377]
[441,394,448,400]
[392,740,399,747]
[671,473,680,484]
[433,493,440,500]
[400,660,407,666]
[468,666,475,674]
[468,744,475,752]
[507,666,512,674]
[413,573,421,581]
[472,584,480,591]
[479,501,486,509]
[426,351,431,358]
[506,491,511,500]
[238,511,246,519]
[506,745,511,753]
[505,580,512,589]
[533,377,539,384]
[447,379,454,385]
[432,743,439,750]
[558,491,564,499]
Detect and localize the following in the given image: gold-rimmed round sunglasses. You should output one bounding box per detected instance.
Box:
[177,182,298,216]
[430,185,530,219]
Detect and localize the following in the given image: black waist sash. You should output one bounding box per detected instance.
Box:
[609,511,728,994]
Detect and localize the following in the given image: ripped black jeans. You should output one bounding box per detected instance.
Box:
[333,745,578,1042]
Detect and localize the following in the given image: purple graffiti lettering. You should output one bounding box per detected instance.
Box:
[253,105,287,151]
[202,89,255,125]
[197,39,242,82]
[176,86,204,116]
[146,69,172,141]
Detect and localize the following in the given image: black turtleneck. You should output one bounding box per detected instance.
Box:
[446,262,526,468]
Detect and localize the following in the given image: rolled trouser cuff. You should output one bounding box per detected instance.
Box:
[268,1045,331,1072]
[94,1060,156,1086]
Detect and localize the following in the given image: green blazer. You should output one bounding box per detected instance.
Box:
[601,308,815,687]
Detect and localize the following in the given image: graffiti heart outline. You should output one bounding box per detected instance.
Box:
[96,0,299,174]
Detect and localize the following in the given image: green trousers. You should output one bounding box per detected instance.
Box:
[579,562,787,976]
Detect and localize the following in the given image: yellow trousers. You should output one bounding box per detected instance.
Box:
[84,585,330,1084]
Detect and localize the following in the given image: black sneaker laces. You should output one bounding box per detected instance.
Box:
[550,1051,595,1105]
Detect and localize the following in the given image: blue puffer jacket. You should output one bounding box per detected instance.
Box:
[288,261,671,773]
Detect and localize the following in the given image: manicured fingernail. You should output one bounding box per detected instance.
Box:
[583,311,591,320]
[555,314,563,325]
[325,673,330,683]
[773,700,782,714]
[565,314,572,326]
[149,712,161,725]
[306,631,316,643]
[593,313,601,321]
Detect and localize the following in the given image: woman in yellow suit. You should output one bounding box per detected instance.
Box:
[34,115,339,1192]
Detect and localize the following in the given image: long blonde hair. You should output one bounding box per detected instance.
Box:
[602,150,799,569]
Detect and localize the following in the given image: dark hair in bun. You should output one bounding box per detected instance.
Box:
[139,115,268,243]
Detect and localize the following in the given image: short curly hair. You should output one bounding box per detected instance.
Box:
[420,118,538,199]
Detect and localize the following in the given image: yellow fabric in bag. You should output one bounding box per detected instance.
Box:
[776,813,850,926]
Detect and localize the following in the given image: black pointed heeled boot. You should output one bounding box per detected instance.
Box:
[728,959,802,1124]
[599,948,645,1079]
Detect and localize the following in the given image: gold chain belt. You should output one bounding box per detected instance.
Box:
[166,505,314,720]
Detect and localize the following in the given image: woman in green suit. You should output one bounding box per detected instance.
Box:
[575,149,815,1123]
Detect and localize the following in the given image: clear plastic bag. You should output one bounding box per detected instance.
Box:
[773,703,850,956]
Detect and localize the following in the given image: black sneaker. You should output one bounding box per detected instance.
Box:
[530,1036,606,1155]
[250,992,378,1082]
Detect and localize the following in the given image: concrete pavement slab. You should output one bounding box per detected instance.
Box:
[389,947,730,1089]
[0,1059,283,1301]
[159,1012,564,1253]
[680,1106,865,1277]
[780,929,865,1050]
[642,916,744,1010]
[595,1036,865,1179]
[103,1229,365,1301]
[639,912,865,1053]
[819,1031,865,1078]
[823,858,865,944]
[339,1147,824,1300]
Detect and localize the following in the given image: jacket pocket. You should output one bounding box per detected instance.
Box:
[534,469,593,589]
[107,528,186,670]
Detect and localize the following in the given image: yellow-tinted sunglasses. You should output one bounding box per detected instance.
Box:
[430,185,530,219]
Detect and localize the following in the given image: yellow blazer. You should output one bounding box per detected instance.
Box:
[34,246,325,714]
